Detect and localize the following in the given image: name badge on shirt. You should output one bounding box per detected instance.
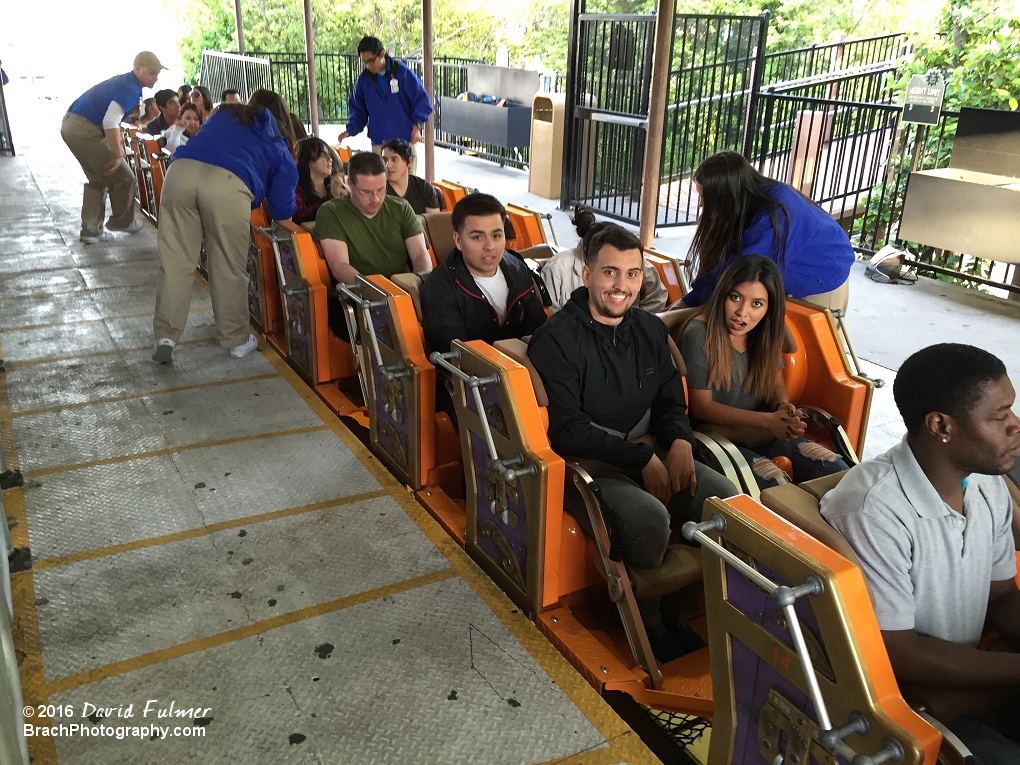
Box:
[390,79,400,94]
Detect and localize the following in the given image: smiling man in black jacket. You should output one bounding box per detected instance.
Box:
[421,193,546,354]
[528,223,736,662]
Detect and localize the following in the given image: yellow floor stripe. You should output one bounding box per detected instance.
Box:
[22,425,329,479]
[46,567,457,696]
[262,347,658,763]
[11,372,280,418]
[29,489,388,571]
[1,305,211,333]
[11,336,209,369]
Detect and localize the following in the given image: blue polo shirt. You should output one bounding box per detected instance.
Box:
[68,72,143,127]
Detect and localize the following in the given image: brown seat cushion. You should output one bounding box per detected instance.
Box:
[422,212,455,265]
[627,544,702,599]
[799,470,849,501]
[493,338,548,407]
[391,272,423,323]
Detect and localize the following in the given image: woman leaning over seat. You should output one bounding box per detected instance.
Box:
[678,151,854,311]
[152,92,298,364]
[294,137,347,224]
[680,255,848,489]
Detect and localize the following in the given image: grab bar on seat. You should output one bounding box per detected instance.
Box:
[831,308,884,389]
[429,349,537,486]
[336,283,410,383]
[684,515,904,763]
[253,226,303,298]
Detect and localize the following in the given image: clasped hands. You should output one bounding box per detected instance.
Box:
[765,402,807,441]
[641,438,697,504]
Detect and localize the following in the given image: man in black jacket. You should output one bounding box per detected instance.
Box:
[421,193,546,354]
[528,223,736,661]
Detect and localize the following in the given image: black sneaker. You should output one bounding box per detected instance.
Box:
[646,625,687,664]
[663,613,706,654]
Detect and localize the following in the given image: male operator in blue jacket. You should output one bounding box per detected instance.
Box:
[337,36,433,172]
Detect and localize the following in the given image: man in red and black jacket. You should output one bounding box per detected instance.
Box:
[420,193,546,354]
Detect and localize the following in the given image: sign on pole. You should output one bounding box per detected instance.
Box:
[903,71,945,126]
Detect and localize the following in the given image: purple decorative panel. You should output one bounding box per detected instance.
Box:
[469,431,528,591]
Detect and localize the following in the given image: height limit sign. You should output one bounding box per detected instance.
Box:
[903,71,945,125]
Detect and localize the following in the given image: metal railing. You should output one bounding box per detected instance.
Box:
[198,51,273,106]
[762,33,907,87]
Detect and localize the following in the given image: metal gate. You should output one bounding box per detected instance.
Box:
[561,6,768,226]
[0,74,13,156]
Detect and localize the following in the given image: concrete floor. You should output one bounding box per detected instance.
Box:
[0,87,655,765]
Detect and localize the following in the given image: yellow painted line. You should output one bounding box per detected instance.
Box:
[1,305,212,333]
[263,346,657,762]
[0,346,58,764]
[22,425,329,479]
[1,281,158,301]
[46,567,458,696]
[12,372,280,418]
[29,489,388,571]
[533,732,660,764]
[10,336,209,369]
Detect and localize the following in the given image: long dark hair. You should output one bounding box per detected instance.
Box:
[245,89,299,155]
[191,85,214,114]
[296,136,336,200]
[703,255,786,403]
[688,151,791,283]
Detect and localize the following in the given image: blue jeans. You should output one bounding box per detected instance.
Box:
[736,437,849,490]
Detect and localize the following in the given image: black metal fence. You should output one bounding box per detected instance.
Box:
[0,77,13,156]
[235,51,562,169]
[561,10,769,225]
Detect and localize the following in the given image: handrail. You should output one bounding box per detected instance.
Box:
[336,283,410,383]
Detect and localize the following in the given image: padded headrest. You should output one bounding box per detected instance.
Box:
[493,338,548,408]
[422,212,455,265]
[391,272,424,323]
[658,306,703,348]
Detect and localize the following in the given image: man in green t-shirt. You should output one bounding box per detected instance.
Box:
[315,152,431,284]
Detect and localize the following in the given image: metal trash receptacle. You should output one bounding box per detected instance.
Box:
[528,93,566,199]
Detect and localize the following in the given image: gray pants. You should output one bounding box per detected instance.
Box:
[569,463,738,627]
[950,695,1020,765]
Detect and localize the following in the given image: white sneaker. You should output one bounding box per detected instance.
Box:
[80,230,114,244]
[110,218,145,234]
[152,338,176,364]
[229,334,259,359]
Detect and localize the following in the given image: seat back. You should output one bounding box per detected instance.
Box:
[348,275,436,489]
[131,134,153,219]
[421,212,455,265]
[699,494,941,765]
[504,203,549,249]
[644,248,688,305]
[390,272,424,323]
[435,179,469,213]
[783,299,874,459]
[442,340,565,615]
[146,142,166,218]
[248,205,284,342]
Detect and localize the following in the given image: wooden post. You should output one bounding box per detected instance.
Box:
[234,0,245,55]
[302,0,320,136]
[422,0,436,181]
[638,0,676,248]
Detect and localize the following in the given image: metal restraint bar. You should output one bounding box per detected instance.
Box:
[337,283,410,383]
[430,350,537,486]
[831,308,885,389]
[683,515,906,765]
[253,226,303,299]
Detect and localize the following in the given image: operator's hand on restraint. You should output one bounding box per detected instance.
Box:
[664,438,697,497]
[337,131,349,144]
[641,454,673,505]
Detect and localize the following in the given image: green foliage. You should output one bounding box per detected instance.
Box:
[174,0,238,82]
[893,0,1020,111]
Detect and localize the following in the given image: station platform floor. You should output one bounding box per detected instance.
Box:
[0,119,660,763]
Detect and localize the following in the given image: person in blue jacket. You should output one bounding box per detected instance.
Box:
[679,151,855,311]
[336,37,433,165]
[152,90,298,364]
[60,52,165,243]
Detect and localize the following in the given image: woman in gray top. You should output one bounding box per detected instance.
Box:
[679,254,848,488]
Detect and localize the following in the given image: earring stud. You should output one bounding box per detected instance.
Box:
[942,438,948,443]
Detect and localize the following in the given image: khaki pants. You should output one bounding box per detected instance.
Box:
[154,158,255,348]
[60,112,137,237]
[802,276,850,313]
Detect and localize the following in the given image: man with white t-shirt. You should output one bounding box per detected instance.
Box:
[421,192,546,353]
[420,193,547,415]
[60,52,166,243]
